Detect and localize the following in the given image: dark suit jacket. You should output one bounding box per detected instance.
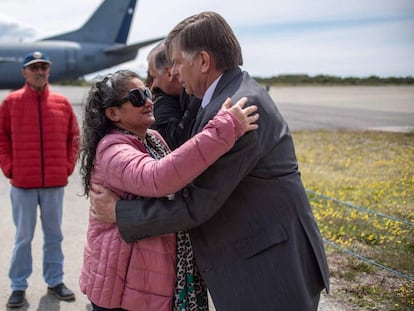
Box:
[117,68,329,310]
[151,89,200,150]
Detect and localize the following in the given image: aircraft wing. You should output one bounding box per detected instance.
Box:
[104,37,165,54]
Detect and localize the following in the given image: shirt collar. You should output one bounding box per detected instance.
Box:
[201,74,222,108]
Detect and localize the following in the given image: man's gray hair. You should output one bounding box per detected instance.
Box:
[147,40,171,74]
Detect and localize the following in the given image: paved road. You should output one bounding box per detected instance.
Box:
[271,86,414,132]
[0,86,413,310]
[1,85,413,132]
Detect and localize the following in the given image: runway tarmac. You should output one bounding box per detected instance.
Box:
[271,86,414,132]
[0,85,413,310]
[1,85,413,133]
[1,85,413,132]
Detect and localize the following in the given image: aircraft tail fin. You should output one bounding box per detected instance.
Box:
[43,0,137,44]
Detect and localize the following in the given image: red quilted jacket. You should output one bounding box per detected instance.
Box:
[0,83,80,188]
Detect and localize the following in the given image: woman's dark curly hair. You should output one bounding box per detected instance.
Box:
[79,69,140,196]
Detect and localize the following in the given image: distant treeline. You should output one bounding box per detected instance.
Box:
[58,74,414,87]
[254,74,414,86]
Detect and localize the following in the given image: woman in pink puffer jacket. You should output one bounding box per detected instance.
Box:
[78,70,258,311]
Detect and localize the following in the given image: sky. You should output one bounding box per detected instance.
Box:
[1,0,413,79]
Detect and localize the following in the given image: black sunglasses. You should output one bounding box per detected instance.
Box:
[116,87,152,107]
[26,63,50,71]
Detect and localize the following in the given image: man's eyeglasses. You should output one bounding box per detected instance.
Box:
[26,63,50,71]
[116,88,153,107]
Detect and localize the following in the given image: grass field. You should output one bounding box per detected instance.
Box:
[293,130,414,310]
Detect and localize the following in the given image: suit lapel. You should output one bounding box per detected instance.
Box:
[191,104,206,136]
[192,68,243,135]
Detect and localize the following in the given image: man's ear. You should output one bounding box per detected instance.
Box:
[198,51,211,73]
[165,66,173,81]
[105,107,120,122]
[21,68,27,79]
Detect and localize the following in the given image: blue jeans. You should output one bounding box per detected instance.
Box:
[9,186,65,291]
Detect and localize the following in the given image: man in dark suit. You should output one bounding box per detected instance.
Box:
[92,11,329,310]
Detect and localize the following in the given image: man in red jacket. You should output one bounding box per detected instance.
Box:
[0,51,80,308]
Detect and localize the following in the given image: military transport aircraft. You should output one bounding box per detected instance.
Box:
[0,0,163,89]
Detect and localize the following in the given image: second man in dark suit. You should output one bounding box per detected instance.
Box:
[147,41,200,150]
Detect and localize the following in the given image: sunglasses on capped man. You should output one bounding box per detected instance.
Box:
[26,63,50,71]
[116,88,153,107]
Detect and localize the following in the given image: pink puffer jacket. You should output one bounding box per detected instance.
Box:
[80,109,244,310]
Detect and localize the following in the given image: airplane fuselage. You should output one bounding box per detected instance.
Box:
[0,0,163,90]
[0,41,137,89]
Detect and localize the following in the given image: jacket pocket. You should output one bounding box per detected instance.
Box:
[235,224,288,259]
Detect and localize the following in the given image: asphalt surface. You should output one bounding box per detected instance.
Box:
[271,86,414,132]
[0,85,413,310]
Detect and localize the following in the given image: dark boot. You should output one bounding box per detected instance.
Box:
[7,290,25,308]
[47,283,75,301]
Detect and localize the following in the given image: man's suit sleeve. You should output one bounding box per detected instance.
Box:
[151,95,183,150]
[116,130,259,243]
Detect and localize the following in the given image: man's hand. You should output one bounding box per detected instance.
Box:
[89,184,119,223]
